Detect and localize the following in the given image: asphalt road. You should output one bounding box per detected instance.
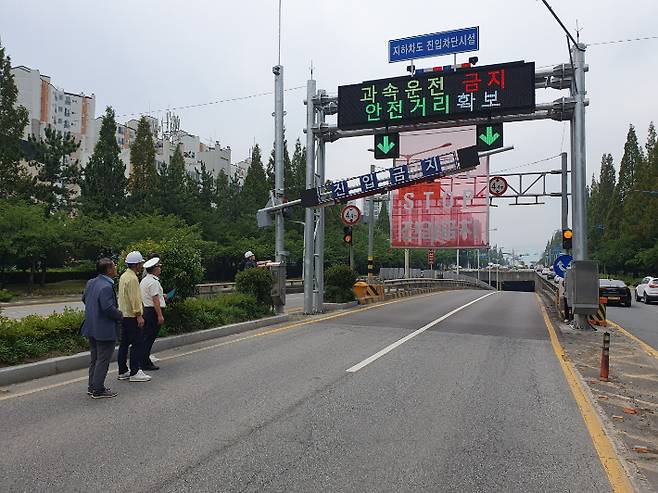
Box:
[607,301,658,351]
[1,293,305,319]
[0,290,611,492]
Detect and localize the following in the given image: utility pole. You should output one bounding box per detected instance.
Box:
[303,79,316,314]
[367,164,375,280]
[404,249,410,278]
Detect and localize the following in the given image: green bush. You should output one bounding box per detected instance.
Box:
[162,293,270,336]
[0,293,271,365]
[235,268,273,306]
[0,309,86,365]
[121,235,204,300]
[0,289,14,302]
[325,265,357,303]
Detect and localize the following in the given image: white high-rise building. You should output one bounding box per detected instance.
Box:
[11,65,95,164]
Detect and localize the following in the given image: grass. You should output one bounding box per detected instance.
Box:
[4,280,86,299]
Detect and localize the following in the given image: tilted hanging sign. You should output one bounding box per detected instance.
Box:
[300,146,480,208]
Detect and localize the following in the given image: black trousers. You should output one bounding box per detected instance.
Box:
[117,317,143,375]
[88,337,115,393]
[142,307,161,366]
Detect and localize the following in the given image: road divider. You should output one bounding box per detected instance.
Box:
[346,291,497,373]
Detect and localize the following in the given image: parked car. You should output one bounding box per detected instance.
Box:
[599,279,632,307]
[635,276,658,304]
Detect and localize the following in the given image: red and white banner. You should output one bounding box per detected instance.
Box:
[390,128,489,249]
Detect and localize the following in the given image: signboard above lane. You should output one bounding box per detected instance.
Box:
[338,61,535,131]
[389,27,479,63]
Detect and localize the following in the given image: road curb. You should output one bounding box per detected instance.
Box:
[0,314,290,387]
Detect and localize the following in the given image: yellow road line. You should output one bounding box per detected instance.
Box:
[0,290,449,401]
[607,320,658,360]
[535,295,634,493]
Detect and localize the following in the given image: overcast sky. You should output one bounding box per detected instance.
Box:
[2,0,657,260]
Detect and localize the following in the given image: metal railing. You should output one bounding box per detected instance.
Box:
[383,277,495,295]
[196,279,304,296]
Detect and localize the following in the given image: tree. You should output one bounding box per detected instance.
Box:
[241,144,269,215]
[376,199,390,234]
[128,116,157,212]
[0,43,31,199]
[196,162,215,209]
[27,126,81,213]
[80,107,127,214]
[158,144,193,217]
[588,153,615,258]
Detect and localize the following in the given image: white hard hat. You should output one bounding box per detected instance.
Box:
[126,251,145,264]
[144,257,161,269]
[245,251,254,259]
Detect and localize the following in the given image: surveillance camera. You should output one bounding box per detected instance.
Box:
[469,56,479,66]
[272,65,281,76]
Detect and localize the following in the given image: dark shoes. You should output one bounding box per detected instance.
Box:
[142,364,159,371]
[91,388,118,399]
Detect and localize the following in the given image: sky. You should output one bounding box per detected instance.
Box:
[2,0,657,260]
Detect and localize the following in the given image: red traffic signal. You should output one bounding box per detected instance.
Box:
[343,226,353,245]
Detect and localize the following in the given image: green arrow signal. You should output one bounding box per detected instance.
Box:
[478,126,501,146]
[377,135,396,155]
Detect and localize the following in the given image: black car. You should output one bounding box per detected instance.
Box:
[599,279,632,307]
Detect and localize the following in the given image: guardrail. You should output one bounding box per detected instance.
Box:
[196,279,304,297]
[383,277,495,299]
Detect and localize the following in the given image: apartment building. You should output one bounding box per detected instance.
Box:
[12,65,95,164]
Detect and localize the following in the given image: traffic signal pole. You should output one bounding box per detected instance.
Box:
[313,93,326,313]
[561,152,569,235]
[303,79,317,314]
[367,164,375,280]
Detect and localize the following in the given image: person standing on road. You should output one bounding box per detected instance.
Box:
[140,257,166,371]
[81,258,123,399]
[117,251,151,383]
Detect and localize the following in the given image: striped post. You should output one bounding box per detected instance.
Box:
[367,256,374,279]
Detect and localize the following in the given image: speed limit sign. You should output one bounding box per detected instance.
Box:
[489,176,508,197]
[341,204,361,225]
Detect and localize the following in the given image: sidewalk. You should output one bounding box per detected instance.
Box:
[555,313,658,492]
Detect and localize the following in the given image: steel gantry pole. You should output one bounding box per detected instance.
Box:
[572,43,588,260]
[313,91,326,313]
[571,42,589,330]
[303,79,317,314]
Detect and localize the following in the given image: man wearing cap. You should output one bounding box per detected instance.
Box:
[243,251,257,270]
[117,251,151,382]
[140,257,165,371]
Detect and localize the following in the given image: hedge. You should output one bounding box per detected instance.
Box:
[0,294,271,366]
[324,265,357,303]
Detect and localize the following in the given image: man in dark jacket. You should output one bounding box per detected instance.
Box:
[81,258,123,399]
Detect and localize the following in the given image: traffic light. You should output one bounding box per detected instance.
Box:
[343,226,353,245]
[562,229,573,250]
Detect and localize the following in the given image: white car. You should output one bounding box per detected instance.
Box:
[635,276,658,304]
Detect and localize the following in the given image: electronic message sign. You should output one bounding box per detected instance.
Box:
[338,61,535,131]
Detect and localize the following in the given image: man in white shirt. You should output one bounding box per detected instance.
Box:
[140,257,166,371]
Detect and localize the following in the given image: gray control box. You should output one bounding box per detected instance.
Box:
[269,262,286,307]
[570,260,599,315]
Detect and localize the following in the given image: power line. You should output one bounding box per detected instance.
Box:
[589,35,658,46]
[494,154,562,173]
[116,85,306,119]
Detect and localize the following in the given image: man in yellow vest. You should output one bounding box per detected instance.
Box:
[117,251,151,382]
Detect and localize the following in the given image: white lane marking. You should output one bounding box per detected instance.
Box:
[346,291,497,373]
